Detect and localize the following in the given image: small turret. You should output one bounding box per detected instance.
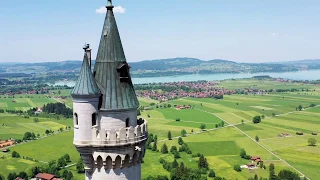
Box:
[72,46,101,169]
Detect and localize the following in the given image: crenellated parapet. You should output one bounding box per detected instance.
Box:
[74,120,148,147]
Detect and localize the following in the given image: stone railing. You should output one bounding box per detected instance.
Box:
[91,120,148,146]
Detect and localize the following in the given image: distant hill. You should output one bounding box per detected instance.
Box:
[1,58,320,77]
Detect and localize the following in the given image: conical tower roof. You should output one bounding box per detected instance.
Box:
[72,49,101,97]
[93,0,139,110]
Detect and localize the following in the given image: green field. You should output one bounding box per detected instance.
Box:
[0,94,56,111]
[1,79,320,179]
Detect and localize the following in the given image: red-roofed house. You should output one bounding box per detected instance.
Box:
[250,156,260,161]
[35,173,57,180]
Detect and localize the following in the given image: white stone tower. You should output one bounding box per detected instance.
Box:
[71,1,148,179]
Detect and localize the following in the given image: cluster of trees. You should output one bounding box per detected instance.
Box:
[144,175,169,180]
[29,154,72,178]
[6,171,28,180]
[158,153,222,180]
[240,148,251,160]
[42,102,73,118]
[156,104,172,109]
[214,121,225,128]
[146,133,158,151]
[269,163,300,180]
[23,132,37,140]
[2,109,24,114]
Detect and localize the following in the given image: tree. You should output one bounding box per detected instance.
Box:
[215,124,218,128]
[57,157,67,169]
[261,115,265,119]
[168,131,172,140]
[178,137,184,145]
[173,150,180,159]
[234,165,241,172]
[172,159,179,168]
[76,158,85,173]
[198,155,209,170]
[221,121,225,127]
[181,129,187,137]
[170,146,177,153]
[298,105,303,111]
[200,123,206,130]
[30,166,40,177]
[12,151,20,158]
[255,135,259,142]
[0,174,4,180]
[154,135,158,143]
[62,170,69,179]
[253,116,261,124]
[152,141,157,151]
[161,143,168,154]
[45,129,50,135]
[63,154,71,162]
[7,172,17,180]
[18,172,28,180]
[33,118,39,123]
[208,169,216,177]
[240,148,247,158]
[254,174,258,180]
[259,161,264,169]
[308,138,317,146]
[66,171,73,180]
[278,170,300,180]
[176,118,180,122]
[269,163,277,180]
[272,113,276,117]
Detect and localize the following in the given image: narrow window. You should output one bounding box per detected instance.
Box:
[74,113,78,125]
[126,118,129,127]
[117,63,130,83]
[92,113,97,126]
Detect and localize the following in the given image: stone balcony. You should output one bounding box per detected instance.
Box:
[75,120,148,147]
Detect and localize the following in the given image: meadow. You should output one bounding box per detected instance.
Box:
[0,79,319,179]
[0,94,56,111]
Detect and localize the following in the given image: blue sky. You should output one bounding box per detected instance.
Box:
[0,0,319,63]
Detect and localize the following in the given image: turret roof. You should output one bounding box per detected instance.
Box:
[93,0,139,110]
[72,50,101,97]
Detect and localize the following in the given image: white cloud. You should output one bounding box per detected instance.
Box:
[272,33,278,36]
[95,6,126,14]
[114,6,126,14]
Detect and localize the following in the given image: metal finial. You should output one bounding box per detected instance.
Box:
[106,0,114,9]
[83,43,90,51]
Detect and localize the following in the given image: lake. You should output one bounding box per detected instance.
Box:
[54,69,320,87]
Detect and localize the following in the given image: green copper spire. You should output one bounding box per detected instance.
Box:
[72,46,101,97]
[93,0,139,110]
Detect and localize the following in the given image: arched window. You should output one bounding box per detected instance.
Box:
[97,156,103,171]
[92,113,97,126]
[114,156,121,169]
[74,113,78,126]
[126,118,129,127]
[106,156,112,169]
[123,155,130,168]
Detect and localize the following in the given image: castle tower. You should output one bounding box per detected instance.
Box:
[72,0,148,179]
